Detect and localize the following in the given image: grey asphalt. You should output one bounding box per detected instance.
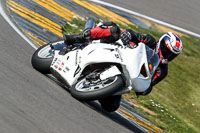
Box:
[2,0,197,132]
[103,0,200,35]
[0,2,140,133]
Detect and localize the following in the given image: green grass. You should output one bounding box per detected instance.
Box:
[62,18,200,133]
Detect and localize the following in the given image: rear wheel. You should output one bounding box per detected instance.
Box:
[71,75,124,101]
[31,40,65,74]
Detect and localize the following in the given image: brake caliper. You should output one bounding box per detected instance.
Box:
[85,72,101,84]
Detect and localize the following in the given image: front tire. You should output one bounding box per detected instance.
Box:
[71,76,124,101]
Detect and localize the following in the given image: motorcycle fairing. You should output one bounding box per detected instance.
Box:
[50,43,123,87]
[50,42,151,92]
[118,42,151,92]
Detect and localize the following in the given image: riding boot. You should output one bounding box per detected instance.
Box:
[64,34,85,46]
[64,29,91,46]
[98,95,122,112]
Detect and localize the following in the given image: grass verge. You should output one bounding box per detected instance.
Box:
[62,18,200,133]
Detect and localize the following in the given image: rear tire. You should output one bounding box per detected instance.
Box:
[31,40,65,74]
[31,44,54,74]
[71,76,124,101]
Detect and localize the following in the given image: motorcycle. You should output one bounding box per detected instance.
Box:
[31,20,160,112]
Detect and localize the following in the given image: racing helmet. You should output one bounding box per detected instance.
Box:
[156,32,183,64]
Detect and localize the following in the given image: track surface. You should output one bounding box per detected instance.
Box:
[103,0,200,35]
[1,0,198,133]
[0,3,138,133]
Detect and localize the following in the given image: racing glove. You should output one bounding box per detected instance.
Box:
[120,31,137,48]
[120,31,131,45]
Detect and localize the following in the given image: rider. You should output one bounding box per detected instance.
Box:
[64,21,183,110]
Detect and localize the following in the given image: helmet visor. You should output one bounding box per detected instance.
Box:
[160,38,178,61]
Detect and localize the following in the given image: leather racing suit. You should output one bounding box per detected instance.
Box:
[64,21,168,95]
[89,23,168,96]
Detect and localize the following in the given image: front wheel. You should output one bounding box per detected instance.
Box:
[71,75,124,101]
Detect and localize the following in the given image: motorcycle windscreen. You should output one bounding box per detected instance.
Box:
[121,43,151,92]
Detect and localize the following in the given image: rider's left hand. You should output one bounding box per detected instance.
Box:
[120,31,131,45]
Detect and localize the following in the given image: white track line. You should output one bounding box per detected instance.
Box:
[88,0,200,38]
[1,0,200,51]
[0,0,37,49]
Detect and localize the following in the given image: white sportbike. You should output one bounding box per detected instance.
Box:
[31,20,160,112]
